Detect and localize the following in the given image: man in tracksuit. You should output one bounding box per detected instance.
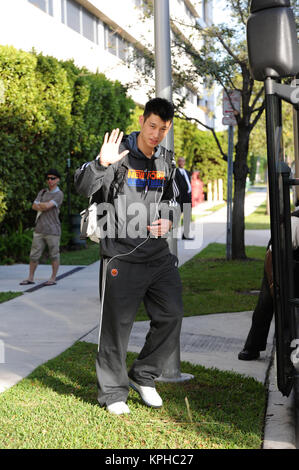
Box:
[74,98,183,415]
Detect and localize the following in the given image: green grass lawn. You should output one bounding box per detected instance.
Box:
[0,291,23,303]
[245,201,270,230]
[181,243,265,316]
[0,342,266,449]
[59,241,100,265]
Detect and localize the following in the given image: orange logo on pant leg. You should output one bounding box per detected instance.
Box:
[111,268,118,277]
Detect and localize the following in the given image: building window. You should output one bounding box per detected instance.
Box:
[118,37,129,62]
[134,0,145,7]
[103,25,150,71]
[180,86,196,105]
[82,8,95,42]
[184,3,193,21]
[66,0,80,33]
[104,25,117,56]
[133,0,150,14]
[28,0,53,16]
[188,89,196,104]
[135,51,144,71]
[61,0,99,44]
[104,25,132,63]
[202,0,210,24]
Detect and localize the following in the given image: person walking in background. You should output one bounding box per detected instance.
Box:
[175,157,194,240]
[20,169,64,287]
[238,213,299,360]
[74,98,183,416]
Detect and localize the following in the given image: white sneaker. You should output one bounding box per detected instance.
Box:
[129,380,163,408]
[107,401,130,415]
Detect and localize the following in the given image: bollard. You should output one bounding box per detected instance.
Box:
[156,345,194,383]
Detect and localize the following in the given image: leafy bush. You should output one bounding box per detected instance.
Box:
[248,153,258,185]
[0,187,7,224]
[0,223,33,264]
[0,47,73,233]
[0,46,134,261]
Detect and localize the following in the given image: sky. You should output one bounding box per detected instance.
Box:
[213,0,232,25]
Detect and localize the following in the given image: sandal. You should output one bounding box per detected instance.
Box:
[19,280,35,285]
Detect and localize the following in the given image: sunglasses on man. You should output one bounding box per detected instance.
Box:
[46,176,58,180]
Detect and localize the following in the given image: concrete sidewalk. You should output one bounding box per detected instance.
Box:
[0,190,297,448]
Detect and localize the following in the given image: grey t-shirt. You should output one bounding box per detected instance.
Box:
[34,187,64,236]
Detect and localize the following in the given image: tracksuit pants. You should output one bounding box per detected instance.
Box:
[243,249,299,352]
[96,253,184,407]
[181,201,192,238]
[243,270,273,352]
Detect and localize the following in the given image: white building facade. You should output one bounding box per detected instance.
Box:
[0,0,214,128]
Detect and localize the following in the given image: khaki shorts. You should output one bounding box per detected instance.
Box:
[30,232,60,262]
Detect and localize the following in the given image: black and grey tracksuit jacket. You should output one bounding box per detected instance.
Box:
[74,132,179,263]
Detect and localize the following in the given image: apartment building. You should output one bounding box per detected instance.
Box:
[0,0,214,128]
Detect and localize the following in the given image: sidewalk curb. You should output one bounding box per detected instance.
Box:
[263,349,297,449]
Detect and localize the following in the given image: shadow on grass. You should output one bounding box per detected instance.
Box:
[30,342,99,406]
[28,341,266,448]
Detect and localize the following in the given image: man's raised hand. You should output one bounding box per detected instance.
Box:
[99,129,129,167]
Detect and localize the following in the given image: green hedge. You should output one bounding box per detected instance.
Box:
[173,117,228,197]
[0,46,135,236]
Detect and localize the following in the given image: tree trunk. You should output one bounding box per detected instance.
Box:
[232,126,250,259]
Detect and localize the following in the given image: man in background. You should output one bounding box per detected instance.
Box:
[175,157,194,240]
[20,169,63,286]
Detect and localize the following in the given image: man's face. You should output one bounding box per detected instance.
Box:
[178,158,185,168]
[139,113,172,149]
[46,175,59,190]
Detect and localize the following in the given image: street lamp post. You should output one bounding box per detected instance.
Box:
[154,0,193,383]
[154,0,174,152]
[154,0,176,257]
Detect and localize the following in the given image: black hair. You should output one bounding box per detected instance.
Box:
[45,168,61,178]
[143,97,174,123]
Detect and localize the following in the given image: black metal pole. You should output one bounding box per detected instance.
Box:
[292,107,299,408]
[226,125,234,260]
[265,77,294,396]
[67,156,71,229]
[154,0,193,383]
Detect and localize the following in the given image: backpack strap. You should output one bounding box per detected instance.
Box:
[109,154,129,202]
[160,147,176,173]
[160,147,180,203]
